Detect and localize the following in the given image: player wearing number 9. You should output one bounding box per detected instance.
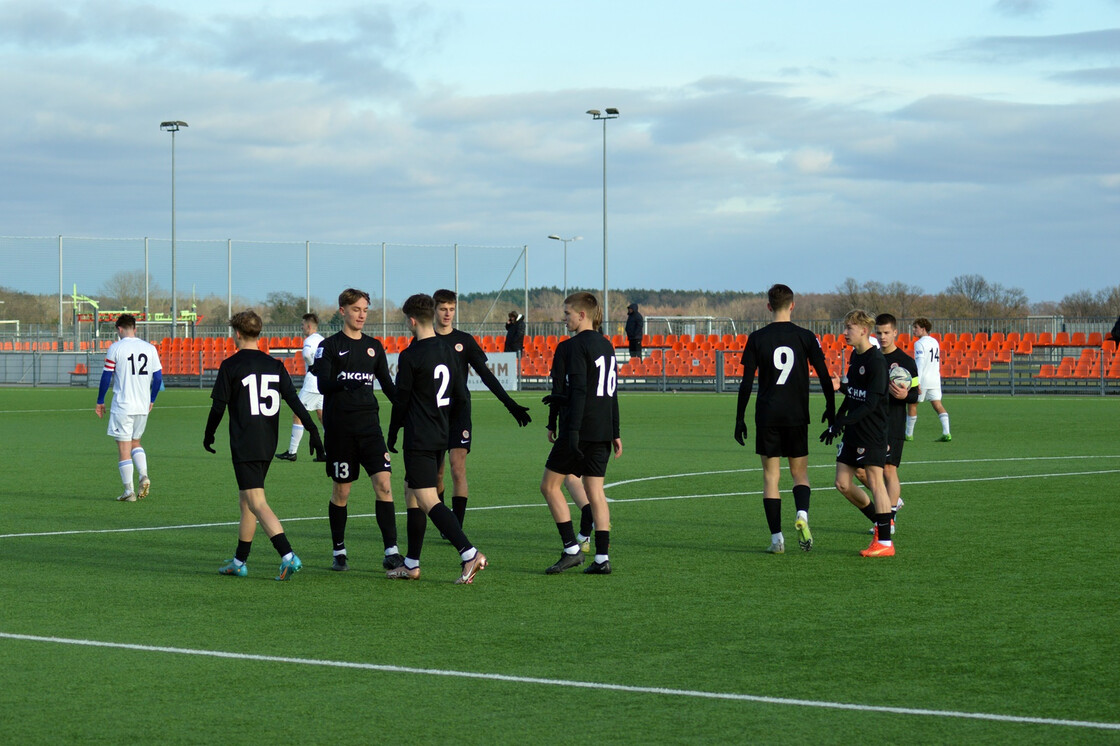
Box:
[734,284,836,553]
[203,310,323,580]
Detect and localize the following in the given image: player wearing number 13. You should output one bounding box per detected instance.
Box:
[203,310,324,580]
[734,285,835,553]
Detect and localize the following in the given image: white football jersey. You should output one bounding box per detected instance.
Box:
[104,336,163,415]
[913,335,942,388]
[299,332,325,395]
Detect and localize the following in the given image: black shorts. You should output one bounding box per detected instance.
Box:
[404,450,445,490]
[545,439,611,479]
[325,428,391,483]
[233,460,270,491]
[755,424,809,458]
[447,409,473,453]
[885,438,905,467]
[836,439,888,469]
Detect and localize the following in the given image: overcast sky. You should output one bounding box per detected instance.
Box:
[1,0,1118,306]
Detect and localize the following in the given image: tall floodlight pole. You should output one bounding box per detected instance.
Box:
[547,235,583,299]
[160,121,188,338]
[586,108,618,334]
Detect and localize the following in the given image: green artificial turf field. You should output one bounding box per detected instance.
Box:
[1,388,1118,744]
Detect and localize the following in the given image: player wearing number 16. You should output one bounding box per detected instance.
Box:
[203,310,324,580]
[734,284,835,554]
[539,292,621,575]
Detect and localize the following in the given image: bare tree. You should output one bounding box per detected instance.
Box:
[99,270,162,312]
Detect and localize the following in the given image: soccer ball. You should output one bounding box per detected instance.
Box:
[889,365,912,389]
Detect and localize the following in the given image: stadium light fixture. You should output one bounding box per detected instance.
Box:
[548,235,582,299]
[160,120,188,338]
[586,108,618,333]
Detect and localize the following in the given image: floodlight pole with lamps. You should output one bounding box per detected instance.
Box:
[160,121,188,338]
[547,235,582,299]
[586,108,618,334]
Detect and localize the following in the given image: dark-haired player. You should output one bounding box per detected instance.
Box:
[386,294,488,584]
[821,310,893,557]
[95,313,163,502]
[310,288,402,572]
[734,284,835,553]
[539,292,621,575]
[856,313,919,536]
[432,289,531,530]
[204,310,324,580]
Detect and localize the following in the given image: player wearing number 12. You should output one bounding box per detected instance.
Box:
[203,310,324,580]
[734,284,835,553]
[95,314,163,502]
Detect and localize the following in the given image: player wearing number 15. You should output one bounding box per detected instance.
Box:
[734,284,835,553]
[203,310,324,580]
[95,314,163,502]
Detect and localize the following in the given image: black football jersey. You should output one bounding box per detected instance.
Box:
[311,331,396,435]
[883,347,919,440]
[840,346,889,446]
[435,327,518,410]
[559,330,620,442]
[210,349,303,463]
[739,321,832,427]
[389,336,469,451]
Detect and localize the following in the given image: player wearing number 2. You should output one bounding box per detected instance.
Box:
[203,310,324,580]
[539,292,621,575]
[734,284,835,553]
[95,314,163,502]
[310,288,403,573]
[385,294,487,583]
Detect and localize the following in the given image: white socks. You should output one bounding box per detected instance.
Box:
[288,424,304,454]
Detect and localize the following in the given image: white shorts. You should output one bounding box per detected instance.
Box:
[918,386,942,402]
[298,388,324,414]
[108,411,148,441]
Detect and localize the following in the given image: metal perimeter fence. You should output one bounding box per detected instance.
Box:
[0,235,531,343]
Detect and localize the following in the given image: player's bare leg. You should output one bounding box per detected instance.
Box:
[788,455,812,551]
[760,456,785,551]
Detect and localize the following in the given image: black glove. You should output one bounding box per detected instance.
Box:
[541,393,568,407]
[386,430,398,454]
[819,426,840,446]
[821,405,835,428]
[308,429,325,461]
[567,431,583,458]
[506,402,532,427]
[203,431,216,454]
[734,420,748,446]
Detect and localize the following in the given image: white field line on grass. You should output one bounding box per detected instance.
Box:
[2,456,1119,540]
[0,632,1116,732]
